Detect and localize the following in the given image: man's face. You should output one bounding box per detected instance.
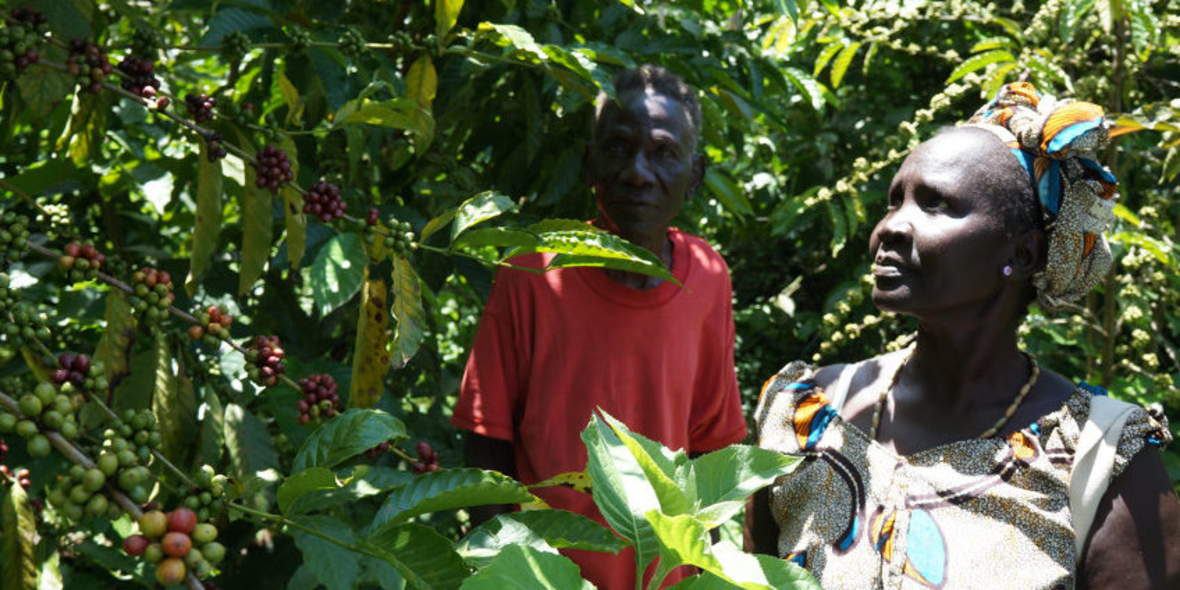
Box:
[587,88,701,246]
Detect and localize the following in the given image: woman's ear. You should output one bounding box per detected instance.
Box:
[1008,228,1047,279]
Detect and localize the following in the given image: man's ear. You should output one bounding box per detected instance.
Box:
[1008,228,1047,279]
[687,153,705,199]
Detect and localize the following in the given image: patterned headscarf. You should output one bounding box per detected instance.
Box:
[966,82,1119,311]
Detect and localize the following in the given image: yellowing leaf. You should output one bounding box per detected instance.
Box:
[435,0,464,46]
[351,273,392,408]
[239,172,274,295]
[278,69,304,127]
[2,484,38,590]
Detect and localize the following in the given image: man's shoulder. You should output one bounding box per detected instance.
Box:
[670,228,730,277]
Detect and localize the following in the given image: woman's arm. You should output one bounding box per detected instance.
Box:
[1079,447,1180,589]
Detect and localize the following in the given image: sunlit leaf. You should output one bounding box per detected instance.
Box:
[690,445,800,526]
[308,232,366,317]
[389,256,426,368]
[349,273,392,408]
[782,67,824,110]
[93,290,136,397]
[1,484,38,590]
[946,49,1014,83]
[813,40,843,77]
[56,92,110,168]
[278,468,340,515]
[224,403,281,501]
[238,177,274,295]
[362,522,471,590]
[278,69,304,127]
[771,0,799,22]
[436,0,464,44]
[704,169,754,217]
[830,41,861,87]
[461,510,625,567]
[451,191,519,240]
[371,468,535,530]
[407,54,438,108]
[459,545,591,590]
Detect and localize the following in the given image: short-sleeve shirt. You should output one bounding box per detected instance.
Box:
[453,227,748,589]
[754,361,1170,590]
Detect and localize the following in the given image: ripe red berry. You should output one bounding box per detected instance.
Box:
[161,531,192,557]
[166,507,198,534]
[123,534,151,556]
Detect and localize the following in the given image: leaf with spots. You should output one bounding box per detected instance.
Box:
[350,272,392,408]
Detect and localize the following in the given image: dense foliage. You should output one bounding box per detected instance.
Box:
[0,0,1178,588]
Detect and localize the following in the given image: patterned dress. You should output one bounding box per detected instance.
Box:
[754,361,1170,590]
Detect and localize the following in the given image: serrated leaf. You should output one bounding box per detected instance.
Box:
[704,169,753,217]
[290,516,361,590]
[2,484,37,590]
[224,402,281,483]
[451,191,519,240]
[370,468,535,530]
[308,232,366,317]
[946,49,1015,83]
[390,256,426,368]
[690,445,800,526]
[153,336,197,470]
[407,54,438,109]
[350,273,391,408]
[239,177,274,295]
[187,144,224,296]
[581,413,662,572]
[461,511,625,565]
[813,40,843,77]
[435,0,464,44]
[362,522,471,590]
[459,544,591,590]
[830,41,861,87]
[278,468,340,515]
[292,408,405,472]
[782,67,824,111]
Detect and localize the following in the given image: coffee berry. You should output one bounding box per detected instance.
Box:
[296,373,340,425]
[130,267,175,322]
[253,145,294,191]
[67,39,113,95]
[245,335,285,387]
[303,181,346,222]
[59,242,106,283]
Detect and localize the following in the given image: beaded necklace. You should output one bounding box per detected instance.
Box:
[869,351,1040,441]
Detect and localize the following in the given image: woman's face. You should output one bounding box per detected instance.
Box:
[869,129,1015,316]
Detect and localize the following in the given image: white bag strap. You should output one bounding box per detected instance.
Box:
[1070,394,1138,556]
[826,361,861,411]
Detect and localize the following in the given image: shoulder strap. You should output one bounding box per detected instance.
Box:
[1070,394,1139,556]
[826,361,861,411]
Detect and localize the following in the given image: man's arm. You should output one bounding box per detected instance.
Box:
[1079,448,1180,589]
[464,432,517,527]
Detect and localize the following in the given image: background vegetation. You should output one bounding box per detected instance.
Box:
[1,0,1178,588]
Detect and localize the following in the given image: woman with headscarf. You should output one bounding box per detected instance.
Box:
[747,83,1180,589]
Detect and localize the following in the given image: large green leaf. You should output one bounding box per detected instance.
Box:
[581,413,662,574]
[187,143,224,296]
[55,92,110,168]
[153,336,198,470]
[459,545,592,590]
[450,191,519,241]
[647,513,821,590]
[460,510,625,568]
[830,41,862,87]
[92,289,136,393]
[1,484,37,590]
[238,177,274,295]
[599,411,693,517]
[703,169,753,218]
[349,273,392,408]
[337,99,419,130]
[370,468,535,531]
[278,468,340,515]
[362,522,471,590]
[435,0,464,43]
[389,256,426,368]
[112,338,159,414]
[946,49,1015,83]
[530,229,676,283]
[690,446,800,526]
[289,516,361,590]
[292,408,406,472]
[15,45,72,120]
[308,232,366,317]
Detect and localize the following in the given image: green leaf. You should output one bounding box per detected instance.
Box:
[224,402,281,482]
[529,229,675,283]
[435,0,464,44]
[292,408,406,472]
[598,411,693,517]
[1026,52,1072,91]
[829,42,861,87]
[278,69,304,127]
[647,513,822,590]
[451,191,519,241]
[349,273,392,408]
[338,99,419,130]
[152,335,197,470]
[187,144,224,296]
[278,468,340,515]
[419,210,458,243]
[390,256,426,368]
[581,413,662,572]
[112,338,158,414]
[690,445,800,526]
[1097,0,1124,33]
[371,468,535,530]
[782,67,824,111]
[450,227,539,252]
[946,49,1015,83]
[362,522,471,590]
[460,511,625,568]
[704,169,754,217]
[92,290,136,394]
[289,516,361,590]
[308,232,366,317]
[478,23,546,61]
[1162,147,1180,182]
[813,40,844,78]
[196,387,226,469]
[826,199,847,257]
[2,484,37,590]
[459,545,592,590]
[238,179,274,295]
[771,0,800,22]
[407,54,438,108]
[15,48,72,121]
[985,62,1020,101]
[56,92,110,168]
[970,36,1017,53]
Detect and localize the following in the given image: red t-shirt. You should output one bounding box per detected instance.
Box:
[452,227,747,589]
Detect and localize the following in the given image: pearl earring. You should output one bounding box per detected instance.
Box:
[1002,265,1013,277]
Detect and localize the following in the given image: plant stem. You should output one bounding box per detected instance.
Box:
[0,178,55,219]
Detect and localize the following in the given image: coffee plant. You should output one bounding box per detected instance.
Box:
[0,0,1178,588]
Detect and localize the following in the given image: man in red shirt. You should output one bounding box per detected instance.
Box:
[451,65,747,589]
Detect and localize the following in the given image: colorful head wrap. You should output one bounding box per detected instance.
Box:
[966,82,1119,311]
